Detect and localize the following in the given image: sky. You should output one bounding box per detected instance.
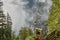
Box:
[2,0,52,35]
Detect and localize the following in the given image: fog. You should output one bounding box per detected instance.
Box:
[3,0,52,35]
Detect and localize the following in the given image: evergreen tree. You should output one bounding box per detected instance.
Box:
[48,0,60,33]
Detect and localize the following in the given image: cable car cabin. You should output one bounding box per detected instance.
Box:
[35,28,42,40]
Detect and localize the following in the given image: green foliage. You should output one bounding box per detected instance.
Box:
[25,36,34,40]
[18,27,34,40]
[48,0,60,33]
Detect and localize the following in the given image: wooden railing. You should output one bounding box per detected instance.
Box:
[45,30,56,40]
[45,30,60,40]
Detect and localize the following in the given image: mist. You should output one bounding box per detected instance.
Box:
[23,0,52,31]
[3,0,52,35]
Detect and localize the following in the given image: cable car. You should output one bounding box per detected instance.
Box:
[35,28,42,40]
